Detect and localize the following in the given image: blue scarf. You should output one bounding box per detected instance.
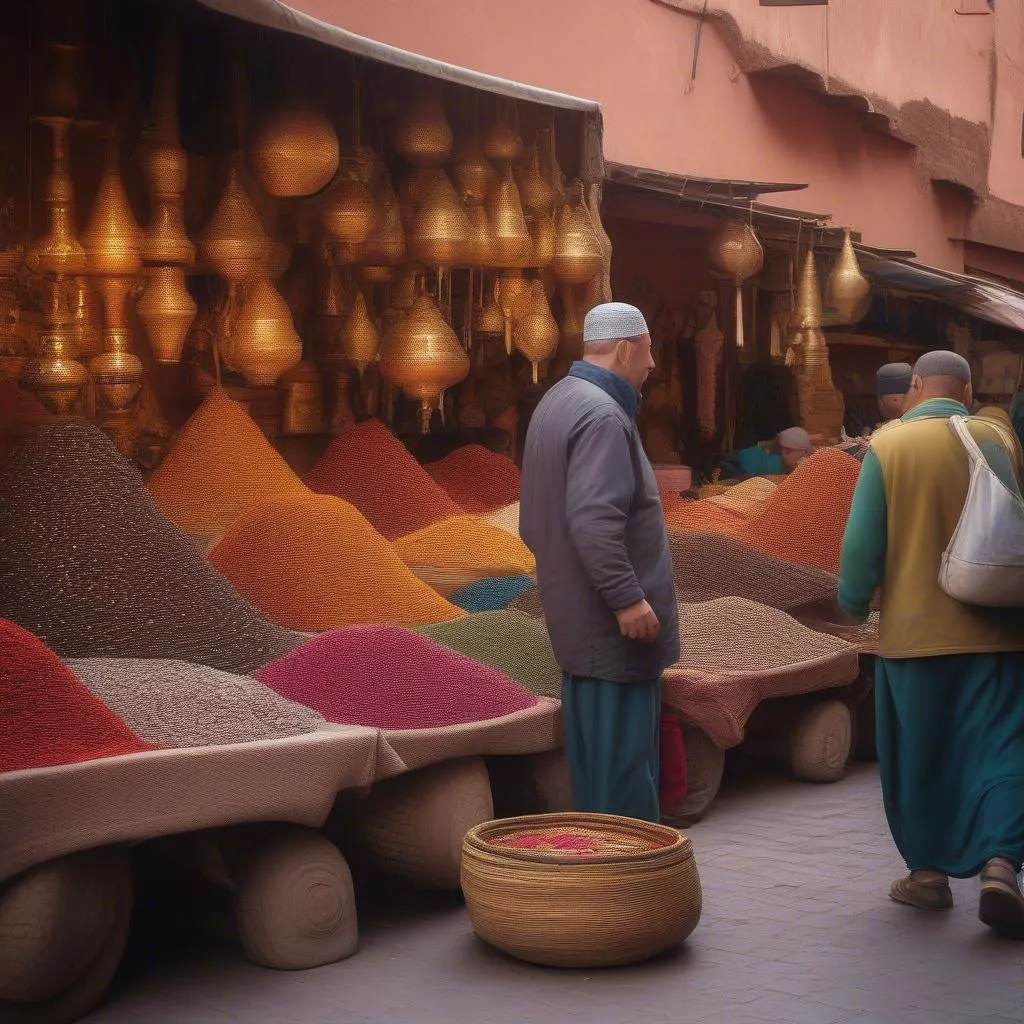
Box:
[568,360,639,420]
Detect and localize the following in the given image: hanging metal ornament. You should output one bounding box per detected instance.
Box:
[824,228,871,326]
[707,218,763,351]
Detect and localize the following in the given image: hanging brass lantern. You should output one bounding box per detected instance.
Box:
[361,167,407,275]
[391,264,422,311]
[408,170,472,267]
[230,274,303,386]
[394,89,453,168]
[321,155,377,257]
[137,266,197,364]
[527,210,556,268]
[81,137,144,277]
[249,105,339,198]
[199,158,270,283]
[20,280,88,413]
[453,141,496,206]
[496,269,529,355]
[483,109,523,164]
[378,291,469,433]
[788,248,831,376]
[550,190,602,286]
[518,131,556,216]
[91,276,144,413]
[141,18,194,265]
[26,118,87,277]
[824,228,871,326]
[707,219,763,351]
[66,276,103,358]
[339,289,381,377]
[487,169,533,269]
[513,280,559,383]
[465,203,493,269]
[476,275,504,336]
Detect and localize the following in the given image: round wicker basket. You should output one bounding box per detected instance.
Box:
[461,812,701,968]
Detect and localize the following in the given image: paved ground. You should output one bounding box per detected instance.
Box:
[89,763,1024,1024]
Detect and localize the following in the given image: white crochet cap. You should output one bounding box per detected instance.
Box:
[583,302,650,343]
[777,426,813,451]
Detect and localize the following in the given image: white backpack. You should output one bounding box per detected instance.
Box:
[938,415,1024,608]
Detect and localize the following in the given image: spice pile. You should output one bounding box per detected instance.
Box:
[306,419,462,540]
[69,658,326,748]
[393,515,536,595]
[449,575,535,612]
[425,445,521,514]
[147,388,311,535]
[0,421,305,672]
[255,624,540,730]
[209,495,464,631]
[735,449,860,574]
[415,609,563,699]
[1,619,152,773]
[668,529,838,612]
[483,501,521,538]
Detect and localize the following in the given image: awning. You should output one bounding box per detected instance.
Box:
[192,0,601,113]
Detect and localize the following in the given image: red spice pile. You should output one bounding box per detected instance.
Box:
[736,448,861,574]
[424,445,521,515]
[305,419,463,541]
[254,624,539,730]
[0,619,152,773]
[663,498,746,536]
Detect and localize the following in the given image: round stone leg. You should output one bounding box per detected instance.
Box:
[676,727,725,823]
[345,756,494,890]
[227,824,358,971]
[0,846,133,1024]
[789,699,853,784]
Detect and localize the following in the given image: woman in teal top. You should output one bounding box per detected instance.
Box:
[724,426,814,479]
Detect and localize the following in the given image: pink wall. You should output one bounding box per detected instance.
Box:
[287,0,1001,271]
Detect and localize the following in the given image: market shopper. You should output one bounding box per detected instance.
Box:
[719,426,815,479]
[838,349,1024,939]
[875,361,913,428]
[519,302,679,823]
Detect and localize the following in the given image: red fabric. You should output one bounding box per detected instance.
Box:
[0,619,153,772]
[304,419,463,540]
[659,711,688,817]
[424,445,521,514]
[255,624,539,729]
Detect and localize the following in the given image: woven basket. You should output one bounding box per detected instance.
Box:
[461,812,701,967]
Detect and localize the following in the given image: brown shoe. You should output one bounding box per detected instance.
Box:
[979,858,1024,939]
[889,872,953,910]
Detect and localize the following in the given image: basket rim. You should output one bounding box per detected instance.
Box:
[463,811,690,866]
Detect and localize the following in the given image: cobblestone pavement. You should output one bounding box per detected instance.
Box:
[89,764,1024,1024]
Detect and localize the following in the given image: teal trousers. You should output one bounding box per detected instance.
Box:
[561,673,661,823]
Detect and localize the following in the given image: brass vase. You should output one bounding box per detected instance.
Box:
[398,168,438,234]
[66,276,103,358]
[339,289,382,377]
[483,112,523,164]
[391,264,422,311]
[824,228,871,326]
[231,274,303,386]
[280,360,324,434]
[467,203,494,268]
[26,118,87,277]
[409,170,472,267]
[137,266,197,364]
[550,193,603,285]
[513,280,559,383]
[378,291,469,432]
[20,330,89,414]
[453,141,496,206]
[475,275,505,336]
[394,89,453,168]
[249,104,339,198]
[707,219,763,351]
[91,275,144,412]
[487,169,533,269]
[199,158,270,283]
[82,138,144,276]
[321,155,377,255]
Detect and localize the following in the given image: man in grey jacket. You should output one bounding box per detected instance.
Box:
[520,301,679,823]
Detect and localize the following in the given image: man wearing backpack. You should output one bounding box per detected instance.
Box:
[838,350,1024,939]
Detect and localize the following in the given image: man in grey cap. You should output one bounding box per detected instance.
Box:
[519,301,679,823]
[875,361,913,429]
[839,348,1024,939]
